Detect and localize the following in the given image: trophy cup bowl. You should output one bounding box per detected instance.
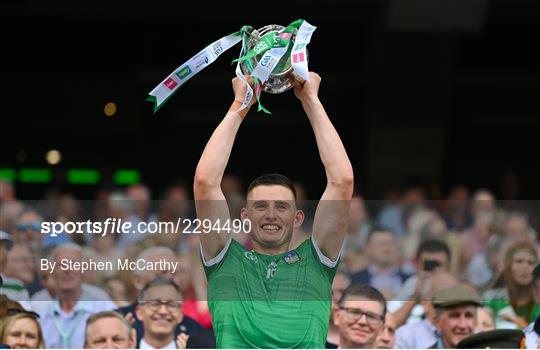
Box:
[240,24,307,94]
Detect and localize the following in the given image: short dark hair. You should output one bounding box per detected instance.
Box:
[138,277,182,302]
[338,284,387,316]
[247,174,296,200]
[416,239,451,261]
[366,226,395,243]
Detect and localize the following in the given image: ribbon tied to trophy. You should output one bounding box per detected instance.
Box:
[147,19,316,114]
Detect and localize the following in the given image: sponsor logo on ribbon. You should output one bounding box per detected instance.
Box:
[212,41,223,56]
[292,52,305,63]
[175,66,192,80]
[164,77,178,90]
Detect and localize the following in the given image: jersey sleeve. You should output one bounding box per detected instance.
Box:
[200,237,233,278]
[309,235,343,281]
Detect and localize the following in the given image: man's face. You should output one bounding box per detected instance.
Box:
[436,305,477,348]
[367,231,399,267]
[136,285,183,339]
[85,317,134,349]
[336,298,385,348]
[374,312,396,349]
[505,216,529,239]
[241,185,303,252]
[14,212,42,246]
[419,251,450,273]
[5,245,35,284]
[53,248,83,294]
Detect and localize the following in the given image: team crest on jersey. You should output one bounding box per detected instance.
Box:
[244,251,258,263]
[283,251,300,265]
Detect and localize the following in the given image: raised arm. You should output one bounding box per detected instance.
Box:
[293,72,354,261]
[194,77,254,260]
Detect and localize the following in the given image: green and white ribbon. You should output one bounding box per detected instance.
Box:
[147,19,316,114]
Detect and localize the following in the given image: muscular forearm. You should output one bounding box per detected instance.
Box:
[301,97,354,188]
[194,106,244,191]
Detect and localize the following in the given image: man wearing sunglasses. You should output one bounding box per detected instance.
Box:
[334,284,387,348]
[136,278,188,349]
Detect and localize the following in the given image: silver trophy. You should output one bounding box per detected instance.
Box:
[240,24,307,94]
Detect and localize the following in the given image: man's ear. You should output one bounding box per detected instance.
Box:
[129,328,137,348]
[135,304,143,322]
[240,207,248,220]
[334,310,341,327]
[294,210,305,229]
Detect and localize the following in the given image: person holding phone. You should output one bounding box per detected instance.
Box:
[390,239,452,327]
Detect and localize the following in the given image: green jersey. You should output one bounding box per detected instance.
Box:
[203,237,340,348]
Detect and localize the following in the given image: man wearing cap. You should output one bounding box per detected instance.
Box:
[0,230,31,310]
[523,262,540,348]
[429,284,483,349]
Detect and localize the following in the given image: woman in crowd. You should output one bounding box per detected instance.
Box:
[484,239,539,329]
[0,311,44,349]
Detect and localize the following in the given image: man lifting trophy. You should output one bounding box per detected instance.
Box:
[149,19,354,348]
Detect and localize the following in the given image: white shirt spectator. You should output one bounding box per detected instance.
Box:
[39,299,116,348]
[140,338,176,349]
[395,318,438,349]
[0,273,32,310]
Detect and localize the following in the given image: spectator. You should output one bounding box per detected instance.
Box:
[39,243,116,348]
[0,230,31,310]
[523,262,540,348]
[327,272,351,348]
[116,247,204,347]
[334,284,387,349]
[0,311,44,348]
[136,278,187,349]
[344,195,372,254]
[0,295,25,318]
[4,244,37,294]
[484,240,539,329]
[175,255,212,329]
[392,239,451,326]
[155,183,191,253]
[442,185,471,232]
[505,212,536,243]
[84,311,135,349]
[394,271,459,349]
[13,209,43,252]
[430,284,483,348]
[108,191,145,249]
[127,184,158,223]
[374,312,397,349]
[350,227,410,299]
[466,234,506,289]
[377,181,425,238]
[475,307,495,333]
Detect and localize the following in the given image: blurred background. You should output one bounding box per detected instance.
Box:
[1,0,539,200]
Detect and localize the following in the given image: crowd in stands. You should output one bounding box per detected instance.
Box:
[0,177,538,348]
